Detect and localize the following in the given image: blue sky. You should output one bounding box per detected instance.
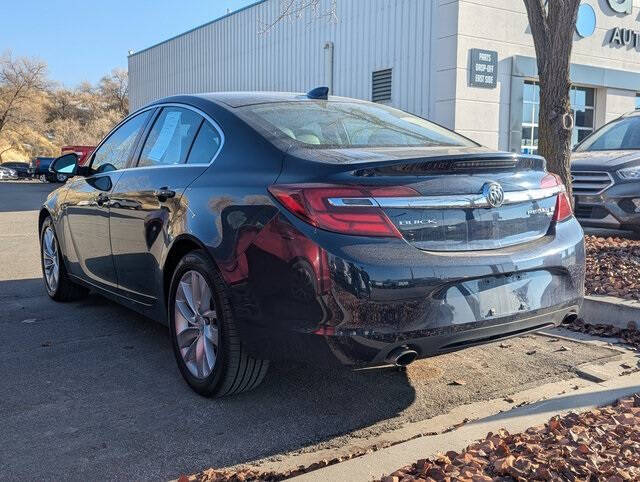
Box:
[1,0,257,87]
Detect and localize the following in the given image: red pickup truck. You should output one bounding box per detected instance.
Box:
[61,145,94,167]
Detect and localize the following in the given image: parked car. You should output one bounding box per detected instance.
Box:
[571,110,640,232]
[0,161,31,178]
[40,90,585,397]
[0,165,18,180]
[30,157,56,182]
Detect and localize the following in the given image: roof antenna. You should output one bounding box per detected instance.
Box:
[307,86,329,100]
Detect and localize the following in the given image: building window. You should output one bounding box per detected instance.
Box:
[372,69,392,103]
[636,93,640,110]
[521,81,595,154]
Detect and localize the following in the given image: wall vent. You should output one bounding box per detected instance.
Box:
[372,69,392,103]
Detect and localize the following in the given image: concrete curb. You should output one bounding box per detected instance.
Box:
[290,372,640,482]
[580,295,640,330]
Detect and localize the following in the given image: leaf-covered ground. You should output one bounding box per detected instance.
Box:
[378,394,640,482]
[585,235,640,301]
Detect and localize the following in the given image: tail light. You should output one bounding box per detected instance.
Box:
[268,184,419,237]
[541,173,573,222]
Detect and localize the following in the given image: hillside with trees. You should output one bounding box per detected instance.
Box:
[0,52,128,162]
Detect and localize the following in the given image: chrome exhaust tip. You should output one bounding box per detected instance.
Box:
[386,346,418,367]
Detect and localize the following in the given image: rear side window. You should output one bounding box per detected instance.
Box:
[91,110,151,174]
[138,107,202,167]
[186,121,222,164]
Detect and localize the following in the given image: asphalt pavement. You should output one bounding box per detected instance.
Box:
[0,180,622,481]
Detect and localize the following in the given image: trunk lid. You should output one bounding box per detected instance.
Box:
[278,149,560,251]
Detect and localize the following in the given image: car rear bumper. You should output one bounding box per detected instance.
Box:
[237,304,580,365]
[228,214,585,365]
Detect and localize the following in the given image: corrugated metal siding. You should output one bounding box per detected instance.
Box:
[128,0,435,118]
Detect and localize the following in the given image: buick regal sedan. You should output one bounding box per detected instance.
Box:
[41,89,585,397]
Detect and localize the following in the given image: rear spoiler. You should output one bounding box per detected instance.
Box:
[353,154,545,176]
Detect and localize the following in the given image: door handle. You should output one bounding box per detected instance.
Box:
[96,193,110,206]
[154,187,176,202]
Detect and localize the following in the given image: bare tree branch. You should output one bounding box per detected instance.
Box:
[258,0,337,34]
[0,144,15,162]
[98,68,129,117]
[0,52,48,138]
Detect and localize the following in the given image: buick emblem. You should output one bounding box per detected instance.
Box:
[482,182,504,208]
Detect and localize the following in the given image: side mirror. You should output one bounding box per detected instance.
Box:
[50,153,79,176]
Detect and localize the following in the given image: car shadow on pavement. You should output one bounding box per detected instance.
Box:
[0,277,416,481]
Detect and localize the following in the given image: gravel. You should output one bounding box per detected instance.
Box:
[376,394,640,482]
[565,319,640,351]
[585,235,640,300]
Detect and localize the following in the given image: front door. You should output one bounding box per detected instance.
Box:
[62,110,152,289]
[109,106,221,305]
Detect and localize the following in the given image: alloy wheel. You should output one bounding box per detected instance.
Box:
[174,270,219,379]
[42,227,59,292]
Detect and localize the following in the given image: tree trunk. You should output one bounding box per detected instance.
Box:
[537,74,573,199]
[523,0,580,200]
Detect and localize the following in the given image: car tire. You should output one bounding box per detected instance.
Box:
[40,217,89,301]
[39,174,49,183]
[56,173,68,183]
[168,250,269,397]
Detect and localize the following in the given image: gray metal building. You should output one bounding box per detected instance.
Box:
[129,0,640,152]
[129,0,438,118]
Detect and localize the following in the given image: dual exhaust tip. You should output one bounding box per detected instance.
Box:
[386,346,418,367]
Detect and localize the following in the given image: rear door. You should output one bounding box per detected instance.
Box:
[109,105,223,305]
[62,110,153,289]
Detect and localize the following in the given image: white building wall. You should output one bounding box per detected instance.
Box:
[455,0,640,150]
[129,0,444,124]
[604,89,637,123]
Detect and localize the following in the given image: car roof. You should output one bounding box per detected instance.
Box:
[165,92,368,109]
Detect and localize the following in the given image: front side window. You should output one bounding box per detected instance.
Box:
[575,115,640,151]
[138,107,202,167]
[91,110,151,174]
[521,81,595,154]
[238,101,476,149]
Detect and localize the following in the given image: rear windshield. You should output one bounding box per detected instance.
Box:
[238,101,477,149]
[575,115,640,152]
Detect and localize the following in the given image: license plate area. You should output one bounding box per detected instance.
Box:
[435,270,557,322]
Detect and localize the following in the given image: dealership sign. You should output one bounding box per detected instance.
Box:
[607,0,632,15]
[469,49,498,89]
[575,0,638,49]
